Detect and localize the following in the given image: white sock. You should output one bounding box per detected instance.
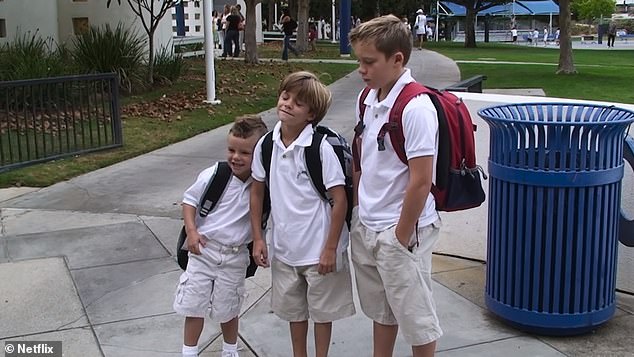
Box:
[222,341,238,352]
[182,344,198,357]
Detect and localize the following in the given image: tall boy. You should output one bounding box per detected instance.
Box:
[173,115,268,357]
[349,15,443,357]
[250,71,355,357]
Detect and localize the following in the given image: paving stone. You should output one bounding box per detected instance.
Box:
[0,208,138,237]
[0,258,88,338]
[94,314,219,357]
[434,265,487,309]
[77,262,181,325]
[537,315,634,357]
[7,221,169,269]
[437,336,565,356]
[1,326,102,357]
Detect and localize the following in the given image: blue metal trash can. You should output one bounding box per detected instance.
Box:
[478,103,634,335]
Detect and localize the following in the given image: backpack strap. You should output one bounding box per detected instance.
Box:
[261,131,274,185]
[352,86,372,173]
[305,130,328,201]
[377,82,429,165]
[198,161,232,217]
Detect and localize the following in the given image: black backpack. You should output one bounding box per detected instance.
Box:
[177,161,270,277]
[260,126,353,228]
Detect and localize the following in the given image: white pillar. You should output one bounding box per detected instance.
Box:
[435,1,440,41]
[331,0,337,43]
[274,3,278,26]
[203,0,221,105]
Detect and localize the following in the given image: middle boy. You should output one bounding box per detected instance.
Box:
[250,71,355,357]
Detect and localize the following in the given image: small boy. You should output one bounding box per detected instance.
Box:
[173,115,268,357]
[308,24,318,52]
[250,71,355,357]
[349,15,443,357]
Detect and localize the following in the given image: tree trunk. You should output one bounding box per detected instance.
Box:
[557,0,577,74]
[245,0,260,64]
[296,0,310,52]
[464,6,477,48]
[148,29,155,84]
[268,0,275,30]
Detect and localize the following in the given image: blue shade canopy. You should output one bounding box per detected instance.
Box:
[439,0,558,16]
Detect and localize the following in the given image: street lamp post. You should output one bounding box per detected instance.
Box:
[203,0,220,104]
[331,0,337,43]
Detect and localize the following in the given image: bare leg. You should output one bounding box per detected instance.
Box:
[412,341,437,357]
[373,321,398,357]
[290,321,309,357]
[220,316,239,344]
[184,316,204,347]
[314,322,332,357]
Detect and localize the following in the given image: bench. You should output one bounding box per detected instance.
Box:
[619,34,634,42]
[444,75,487,93]
[263,30,297,42]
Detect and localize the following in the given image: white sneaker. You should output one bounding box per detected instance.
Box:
[221,350,239,357]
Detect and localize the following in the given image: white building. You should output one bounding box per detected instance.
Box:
[0,0,172,53]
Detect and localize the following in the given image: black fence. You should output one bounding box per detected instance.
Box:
[0,73,122,172]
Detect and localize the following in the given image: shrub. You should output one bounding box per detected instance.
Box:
[153,44,187,84]
[72,23,146,94]
[0,31,71,81]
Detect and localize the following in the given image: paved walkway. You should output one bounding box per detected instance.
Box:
[1,49,633,357]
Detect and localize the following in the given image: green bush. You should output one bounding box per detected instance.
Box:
[153,44,187,84]
[0,31,71,81]
[72,23,145,94]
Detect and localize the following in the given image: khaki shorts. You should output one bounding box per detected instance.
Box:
[173,239,248,323]
[350,207,443,346]
[271,255,356,323]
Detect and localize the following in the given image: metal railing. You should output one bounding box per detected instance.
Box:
[0,73,122,172]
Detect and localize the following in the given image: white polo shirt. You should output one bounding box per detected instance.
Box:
[355,69,439,232]
[251,121,348,266]
[183,163,253,247]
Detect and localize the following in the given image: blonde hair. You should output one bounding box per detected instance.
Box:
[229,114,268,139]
[278,71,332,125]
[349,14,412,65]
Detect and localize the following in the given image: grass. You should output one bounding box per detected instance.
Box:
[0,58,356,187]
[424,42,634,103]
[257,41,357,60]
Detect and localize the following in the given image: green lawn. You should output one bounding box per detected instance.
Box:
[425,42,634,103]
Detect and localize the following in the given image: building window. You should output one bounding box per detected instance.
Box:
[195,13,200,20]
[194,1,200,7]
[172,26,178,32]
[182,1,188,7]
[184,14,189,20]
[195,25,201,32]
[172,14,176,20]
[72,17,90,35]
[184,26,189,32]
[0,19,6,38]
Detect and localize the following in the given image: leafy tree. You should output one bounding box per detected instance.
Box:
[443,0,509,47]
[572,0,614,22]
[106,0,179,84]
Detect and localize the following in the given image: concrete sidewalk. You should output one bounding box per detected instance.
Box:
[1,49,633,357]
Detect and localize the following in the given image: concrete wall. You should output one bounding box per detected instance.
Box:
[56,0,172,53]
[0,0,59,44]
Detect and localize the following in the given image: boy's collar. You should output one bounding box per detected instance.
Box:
[365,69,415,110]
[272,121,314,149]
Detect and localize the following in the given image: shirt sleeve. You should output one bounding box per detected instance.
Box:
[320,138,346,190]
[402,95,438,160]
[183,164,218,208]
[251,135,267,182]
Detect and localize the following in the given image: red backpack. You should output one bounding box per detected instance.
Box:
[352,82,486,211]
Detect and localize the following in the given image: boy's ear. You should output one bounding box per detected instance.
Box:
[393,51,405,66]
